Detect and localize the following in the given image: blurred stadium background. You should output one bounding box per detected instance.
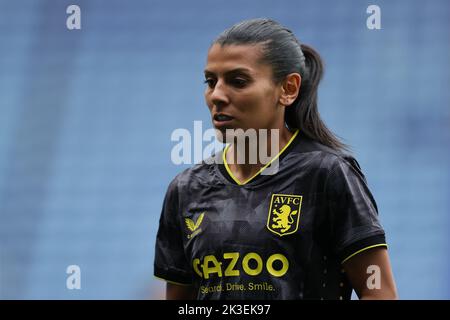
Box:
[0,0,449,299]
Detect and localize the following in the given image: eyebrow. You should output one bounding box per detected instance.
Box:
[204,68,252,76]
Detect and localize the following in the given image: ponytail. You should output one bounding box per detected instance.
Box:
[285,44,349,151]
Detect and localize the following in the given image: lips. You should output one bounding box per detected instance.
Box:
[213,113,234,122]
[213,113,235,128]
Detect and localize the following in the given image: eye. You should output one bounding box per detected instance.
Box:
[230,78,248,88]
[203,78,216,88]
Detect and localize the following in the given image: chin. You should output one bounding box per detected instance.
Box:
[214,127,231,143]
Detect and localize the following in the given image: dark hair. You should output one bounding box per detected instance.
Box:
[213,18,349,151]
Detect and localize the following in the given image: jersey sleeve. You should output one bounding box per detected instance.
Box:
[325,155,388,264]
[154,178,193,285]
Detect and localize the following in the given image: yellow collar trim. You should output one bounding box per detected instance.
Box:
[222,129,299,185]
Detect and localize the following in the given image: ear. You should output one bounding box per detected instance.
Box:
[279,73,301,106]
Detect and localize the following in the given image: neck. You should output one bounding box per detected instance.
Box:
[225,127,295,183]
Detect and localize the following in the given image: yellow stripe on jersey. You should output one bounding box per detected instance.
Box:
[341,243,388,264]
[222,129,300,185]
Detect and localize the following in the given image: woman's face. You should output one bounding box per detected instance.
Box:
[204,43,286,135]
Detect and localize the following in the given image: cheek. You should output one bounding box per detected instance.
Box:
[244,86,278,114]
[262,83,280,108]
[204,92,213,111]
[236,87,266,107]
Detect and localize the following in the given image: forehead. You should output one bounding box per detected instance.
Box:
[205,43,269,75]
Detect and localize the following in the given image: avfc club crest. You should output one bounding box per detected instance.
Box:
[267,194,302,236]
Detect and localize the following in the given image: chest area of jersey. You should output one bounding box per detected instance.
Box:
[181,185,325,249]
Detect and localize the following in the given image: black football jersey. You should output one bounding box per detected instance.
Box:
[154,129,387,300]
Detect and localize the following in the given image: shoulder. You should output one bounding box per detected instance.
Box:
[167,152,223,193]
[289,133,363,176]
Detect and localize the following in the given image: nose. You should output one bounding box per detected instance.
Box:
[209,80,229,107]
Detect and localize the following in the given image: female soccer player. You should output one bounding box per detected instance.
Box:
[154,18,398,300]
